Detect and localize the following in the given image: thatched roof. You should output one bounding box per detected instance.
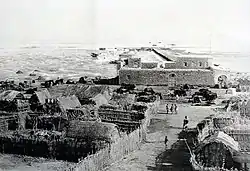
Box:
[195,131,240,153]
[81,85,110,99]
[66,120,120,142]
[109,93,136,106]
[221,128,250,152]
[59,85,111,99]
[57,95,81,112]
[34,89,51,105]
[0,90,24,101]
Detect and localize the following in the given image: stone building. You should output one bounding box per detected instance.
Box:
[118,48,229,87]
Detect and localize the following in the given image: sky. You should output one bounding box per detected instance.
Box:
[0,0,250,52]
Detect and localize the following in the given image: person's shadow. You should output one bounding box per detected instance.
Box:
[146,129,198,171]
[152,140,193,171]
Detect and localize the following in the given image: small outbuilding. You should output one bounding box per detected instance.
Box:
[60,85,112,107]
[0,90,24,101]
[0,90,25,112]
[66,120,120,143]
[57,95,84,119]
[30,89,52,112]
[57,95,81,113]
[194,131,241,169]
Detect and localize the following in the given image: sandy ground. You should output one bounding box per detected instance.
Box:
[105,101,216,171]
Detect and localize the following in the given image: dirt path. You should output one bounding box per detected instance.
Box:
[105,102,215,171]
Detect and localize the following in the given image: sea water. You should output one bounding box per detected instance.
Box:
[0,46,249,82]
[0,46,118,82]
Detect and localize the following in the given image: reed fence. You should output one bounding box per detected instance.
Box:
[70,100,159,171]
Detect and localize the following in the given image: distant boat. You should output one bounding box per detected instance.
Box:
[91,53,98,57]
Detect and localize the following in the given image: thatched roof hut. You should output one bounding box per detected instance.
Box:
[0,90,24,101]
[30,89,52,112]
[65,85,111,100]
[57,95,81,112]
[33,89,51,105]
[50,85,112,107]
[66,120,120,143]
[196,131,240,151]
[194,131,240,169]
[0,90,26,112]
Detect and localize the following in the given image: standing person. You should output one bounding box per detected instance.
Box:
[174,104,178,114]
[176,94,179,101]
[166,104,169,114]
[170,104,174,114]
[183,116,189,129]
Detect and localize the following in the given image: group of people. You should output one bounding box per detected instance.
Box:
[165,104,178,114]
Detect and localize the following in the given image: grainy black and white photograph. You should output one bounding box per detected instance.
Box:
[0,0,250,170]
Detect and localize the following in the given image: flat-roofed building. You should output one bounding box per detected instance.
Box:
[118,48,229,87]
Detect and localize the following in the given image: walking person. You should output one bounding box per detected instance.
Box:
[166,104,169,114]
[174,104,178,114]
[164,135,168,148]
[170,104,174,114]
[183,116,189,130]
